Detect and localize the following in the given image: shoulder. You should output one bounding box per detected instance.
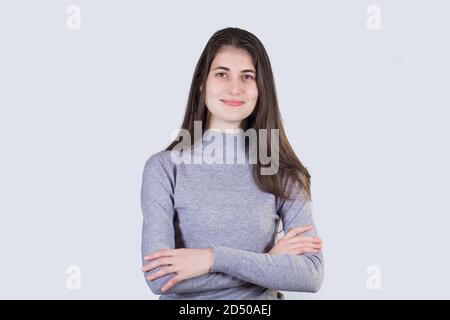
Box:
[276,175,309,210]
[142,150,176,175]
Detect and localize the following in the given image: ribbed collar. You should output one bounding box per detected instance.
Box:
[191,129,253,164]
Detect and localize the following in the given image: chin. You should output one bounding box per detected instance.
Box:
[219,114,246,122]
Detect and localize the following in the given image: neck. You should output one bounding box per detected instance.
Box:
[207,127,243,134]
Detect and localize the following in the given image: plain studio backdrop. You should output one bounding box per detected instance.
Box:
[0,0,449,299]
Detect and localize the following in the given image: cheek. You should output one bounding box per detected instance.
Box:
[206,78,225,97]
[248,85,259,103]
[205,82,216,107]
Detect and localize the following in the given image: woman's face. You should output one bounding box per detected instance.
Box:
[204,45,258,131]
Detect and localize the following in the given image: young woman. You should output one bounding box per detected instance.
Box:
[140,27,324,300]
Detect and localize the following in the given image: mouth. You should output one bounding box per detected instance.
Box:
[220,99,245,107]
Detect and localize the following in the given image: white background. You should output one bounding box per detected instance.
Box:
[0,0,449,299]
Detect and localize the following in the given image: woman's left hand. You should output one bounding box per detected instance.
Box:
[142,248,214,292]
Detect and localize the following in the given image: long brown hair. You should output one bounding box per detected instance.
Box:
[165,27,311,201]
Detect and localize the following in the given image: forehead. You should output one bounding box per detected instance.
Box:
[211,46,255,70]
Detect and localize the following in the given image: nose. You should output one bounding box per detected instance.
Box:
[228,78,243,96]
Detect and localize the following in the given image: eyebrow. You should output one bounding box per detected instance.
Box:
[212,66,256,74]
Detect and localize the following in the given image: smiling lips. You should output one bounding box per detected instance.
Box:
[220,99,245,107]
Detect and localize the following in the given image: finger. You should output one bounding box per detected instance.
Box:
[147,266,177,281]
[285,236,322,244]
[290,240,322,249]
[291,242,322,250]
[142,257,172,272]
[284,225,313,239]
[293,246,320,254]
[161,275,183,292]
[144,249,174,261]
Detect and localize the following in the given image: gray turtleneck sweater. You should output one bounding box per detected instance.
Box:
[140,130,324,300]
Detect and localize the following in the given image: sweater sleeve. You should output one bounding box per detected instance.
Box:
[140,153,247,295]
[210,180,324,293]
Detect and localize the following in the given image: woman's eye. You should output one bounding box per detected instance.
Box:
[215,73,254,80]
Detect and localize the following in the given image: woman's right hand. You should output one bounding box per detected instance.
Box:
[269,225,323,255]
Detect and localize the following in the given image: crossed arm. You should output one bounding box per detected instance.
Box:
[140,154,247,295]
[140,153,324,295]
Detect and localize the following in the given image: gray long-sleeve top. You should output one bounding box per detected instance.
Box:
[140,130,324,299]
